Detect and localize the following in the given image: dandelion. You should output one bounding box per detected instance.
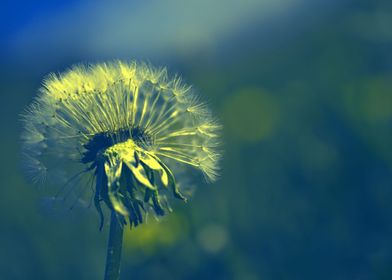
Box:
[21,61,221,280]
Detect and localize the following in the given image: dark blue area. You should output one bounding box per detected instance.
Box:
[0,0,79,38]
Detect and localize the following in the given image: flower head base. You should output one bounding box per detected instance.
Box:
[21,61,221,228]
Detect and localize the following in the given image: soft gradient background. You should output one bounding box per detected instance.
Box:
[1,0,392,279]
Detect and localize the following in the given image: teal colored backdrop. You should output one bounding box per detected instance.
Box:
[1,0,392,279]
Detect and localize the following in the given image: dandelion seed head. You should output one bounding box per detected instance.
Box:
[21,61,221,228]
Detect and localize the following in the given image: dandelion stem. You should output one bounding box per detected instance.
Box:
[104,211,124,280]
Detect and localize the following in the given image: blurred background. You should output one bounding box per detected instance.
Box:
[1,0,392,279]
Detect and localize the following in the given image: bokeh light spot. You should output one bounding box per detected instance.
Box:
[197,224,228,253]
[123,213,187,255]
[344,77,392,122]
[343,76,392,168]
[222,88,280,142]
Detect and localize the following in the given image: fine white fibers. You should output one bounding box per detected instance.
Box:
[21,61,221,198]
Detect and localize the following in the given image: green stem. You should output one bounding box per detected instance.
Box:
[104,211,124,280]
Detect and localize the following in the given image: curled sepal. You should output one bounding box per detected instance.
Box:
[149,153,187,202]
[139,152,169,187]
[104,157,129,216]
[123,155,156,190]
[94,138,189,228]
[151,189,165,216]
[123,199,143,228]
[135,166,165,216]
[104,141,156,191]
